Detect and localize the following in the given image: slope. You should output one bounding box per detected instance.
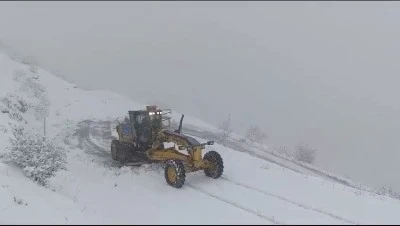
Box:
[0,52,400,224]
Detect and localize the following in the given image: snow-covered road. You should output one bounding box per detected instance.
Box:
[65,119,372,225]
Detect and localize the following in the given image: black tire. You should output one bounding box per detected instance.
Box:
[111,140,119,161]
[164,160,186,188]
[118,144,132,165]
[203,151,224,179]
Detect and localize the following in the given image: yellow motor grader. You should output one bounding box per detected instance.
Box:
[111,105,224,188]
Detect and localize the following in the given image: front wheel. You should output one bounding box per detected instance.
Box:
[164,160,186,188]
[203,151,224,179]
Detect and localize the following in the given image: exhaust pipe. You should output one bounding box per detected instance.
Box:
[176,114,184,134]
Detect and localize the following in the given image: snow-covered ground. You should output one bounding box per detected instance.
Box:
[1,52,400,224]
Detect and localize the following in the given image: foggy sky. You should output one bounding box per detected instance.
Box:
[1,1,400,192]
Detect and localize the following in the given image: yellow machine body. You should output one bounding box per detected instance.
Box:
[111,106,223,188]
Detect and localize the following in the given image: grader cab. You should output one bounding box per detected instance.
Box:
[111,105,224,188]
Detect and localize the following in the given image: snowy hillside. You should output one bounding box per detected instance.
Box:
[1,52,400,224]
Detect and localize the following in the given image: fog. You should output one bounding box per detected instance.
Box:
[1,1,400,192]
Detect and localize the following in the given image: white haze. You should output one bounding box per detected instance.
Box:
[1,1,400,192]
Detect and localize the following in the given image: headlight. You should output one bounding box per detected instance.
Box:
[149,112,155,115]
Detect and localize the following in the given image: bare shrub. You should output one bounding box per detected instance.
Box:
[294,143,317,164]
[377,185,400,200]
[274,145,291,157]
[218,113,233,143]
[245,125,268,144]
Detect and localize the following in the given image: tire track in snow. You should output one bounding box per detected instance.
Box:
[185,183,285,225]
[76,120,282,224]
[75,120,120,168]
[220,177,359,225]
[180,125,356,189]
[77,119,355,225]
[250,144,356,188]
[102,119,354,189]
[179,128,306,175]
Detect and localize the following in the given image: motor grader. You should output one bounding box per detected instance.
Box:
[111,105,224,188]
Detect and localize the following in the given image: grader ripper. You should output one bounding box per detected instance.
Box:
[111,105,224,188]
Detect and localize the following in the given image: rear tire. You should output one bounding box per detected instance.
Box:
[118,144,132,165]
[111,140,119,161]
[164,160,186,188]
[203,151,224,179]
